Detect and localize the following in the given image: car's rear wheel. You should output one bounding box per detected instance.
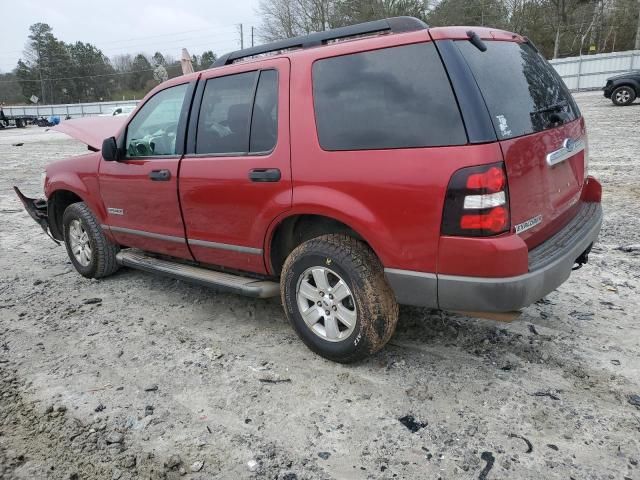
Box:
[62,202,119,279]
[611,85,636,106]
[280,234,398,363]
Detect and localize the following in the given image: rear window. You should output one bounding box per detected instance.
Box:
[312,43,467,150]
[457,41,580,140]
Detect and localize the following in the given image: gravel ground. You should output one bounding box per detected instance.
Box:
[0,91,639,480]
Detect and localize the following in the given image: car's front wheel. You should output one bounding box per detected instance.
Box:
[611,85,636,106]
[280,234,398,363]
[62,202,119,279]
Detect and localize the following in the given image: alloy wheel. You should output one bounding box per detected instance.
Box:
[296,266,357,342]
[68,219,92,267]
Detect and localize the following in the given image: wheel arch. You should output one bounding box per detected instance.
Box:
[265,210,388,276]
[613,80,640,95]
[47,189,85,240]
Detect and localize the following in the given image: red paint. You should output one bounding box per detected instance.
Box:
[582,176,602,203]
[500,118,586,249]
[52,116,127,150]
[42,24,600,284]
[178,58,291,274]
[428,26,525,43]
[438,233,529,278]
[98,157,193,259]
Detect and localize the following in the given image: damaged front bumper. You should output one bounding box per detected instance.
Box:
[13,186,58,243]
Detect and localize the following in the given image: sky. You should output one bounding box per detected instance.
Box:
[0,0,262,72]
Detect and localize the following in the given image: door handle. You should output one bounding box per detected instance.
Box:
[248,168,281,182]
[148,169,171,181]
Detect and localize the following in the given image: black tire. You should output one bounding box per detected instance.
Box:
[611,85,636,106]
[62,202,120,279]
[281,234,398,363]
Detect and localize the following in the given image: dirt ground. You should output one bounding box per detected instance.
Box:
[0,91,639,480]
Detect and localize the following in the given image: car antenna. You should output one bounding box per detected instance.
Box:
[466,30,487,52]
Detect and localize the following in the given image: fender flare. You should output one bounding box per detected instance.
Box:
[611,78,640,94]
[263,187,395,274]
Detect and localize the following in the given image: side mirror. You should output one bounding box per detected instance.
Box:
[102,137,119,161]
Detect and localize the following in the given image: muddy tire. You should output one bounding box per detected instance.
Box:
[281,234,398,363]
[611,85,636,106]
[62,202,119,279]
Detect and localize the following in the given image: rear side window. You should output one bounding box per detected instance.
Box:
[457,41,580,140]
[312,43,467,150]
[196,70,278,155]
[197,72,256,154]
[250,70,278,152]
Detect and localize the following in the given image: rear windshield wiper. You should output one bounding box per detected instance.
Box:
[466,30,487,52]
[531,100,568,115]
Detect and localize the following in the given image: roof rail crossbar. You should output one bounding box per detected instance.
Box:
[213,16,428,67]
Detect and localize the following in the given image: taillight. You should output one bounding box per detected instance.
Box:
[441,162,510,236]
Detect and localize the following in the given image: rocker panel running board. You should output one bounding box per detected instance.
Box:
[116,250,279,298]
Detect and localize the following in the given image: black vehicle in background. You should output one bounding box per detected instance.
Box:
[603,71,640,106]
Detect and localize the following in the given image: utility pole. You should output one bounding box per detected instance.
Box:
[239,23,244,50]
[251,26,255,48]
[36,43,45,104]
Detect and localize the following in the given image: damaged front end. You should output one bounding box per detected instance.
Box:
[13,186,59,244]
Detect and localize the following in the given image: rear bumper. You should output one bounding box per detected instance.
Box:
[385,201,603,312]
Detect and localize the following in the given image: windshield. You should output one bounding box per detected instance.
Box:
[457,40,580,140]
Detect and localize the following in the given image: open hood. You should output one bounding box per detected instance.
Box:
[52,116,127,150]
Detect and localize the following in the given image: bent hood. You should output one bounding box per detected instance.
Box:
[52,116,127,150]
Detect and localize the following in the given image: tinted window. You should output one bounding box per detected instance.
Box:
[196,72,257,154]
[126,83,188,157]
[457,41,580,140]
[250,70,278,152]
[312,43,467,150]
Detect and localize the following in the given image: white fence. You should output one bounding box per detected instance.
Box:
[2,100,139,119]
[550,50,640,91]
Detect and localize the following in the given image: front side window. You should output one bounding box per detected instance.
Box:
[312,43,467,151]
[125,83,188,157]
[196,69,279,155]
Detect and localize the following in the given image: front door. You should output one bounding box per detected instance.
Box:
[99,82,194,260]
[179,59,291,274]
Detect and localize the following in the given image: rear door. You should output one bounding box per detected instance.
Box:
[99,82,194,260]
[457,40,585,248]
[179,58,291,274]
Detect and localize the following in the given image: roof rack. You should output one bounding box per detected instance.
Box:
[213,16,428,67]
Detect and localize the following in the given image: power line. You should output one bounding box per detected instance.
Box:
[0,25,239,56]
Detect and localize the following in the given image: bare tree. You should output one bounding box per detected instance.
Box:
[257,0,340,41]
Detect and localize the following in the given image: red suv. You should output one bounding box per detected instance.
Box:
[15,17,602,362]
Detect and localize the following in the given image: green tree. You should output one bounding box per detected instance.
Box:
[152,52,166,66]
[0,71,27,104]
[128,54,153,91]
[199,50,217,70]
[18,23,75,103]
[68,42,114,101]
